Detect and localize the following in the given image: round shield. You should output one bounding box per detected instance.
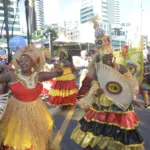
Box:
[95,63,133,111]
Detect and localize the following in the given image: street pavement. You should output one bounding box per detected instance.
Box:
[45,95,150,150]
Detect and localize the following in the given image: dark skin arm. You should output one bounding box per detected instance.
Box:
[92,72,105,97]
[118,64,128,74]
[0,72,11,83]
[39,63,63,82]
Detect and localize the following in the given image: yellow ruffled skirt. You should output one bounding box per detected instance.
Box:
[71,125,144,150]
[0,96,53,150]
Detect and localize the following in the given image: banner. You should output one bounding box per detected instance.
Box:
[114,36,144,85]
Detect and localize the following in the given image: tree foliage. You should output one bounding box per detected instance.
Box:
[31,26,58,41]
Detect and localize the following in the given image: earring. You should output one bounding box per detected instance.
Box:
[31,67,35,72]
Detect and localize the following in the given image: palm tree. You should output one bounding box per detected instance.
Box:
[25,0,30,44]
[11,0,20,38]
[42,26,58,41]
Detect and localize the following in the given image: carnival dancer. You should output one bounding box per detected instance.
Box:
[71,16,144,150]
[49,47,78,107]
[78,50,90,88]
[140,52,150,108]
[0,45,63,150]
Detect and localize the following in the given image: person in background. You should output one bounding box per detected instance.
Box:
[77,52,99,100]
[140,52,150,108]
[49,47,78,108]
[78,50,90,88]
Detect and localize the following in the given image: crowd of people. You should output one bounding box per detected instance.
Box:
[0,18,148,150]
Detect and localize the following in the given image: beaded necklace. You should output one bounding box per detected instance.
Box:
[15,71,38,89]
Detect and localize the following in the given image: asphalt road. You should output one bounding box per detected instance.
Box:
[46,96,150,150]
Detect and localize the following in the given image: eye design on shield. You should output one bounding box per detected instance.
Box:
[127,61,138,76]
[106,81,122,94]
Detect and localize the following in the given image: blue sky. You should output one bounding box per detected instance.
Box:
[19,0,150,33]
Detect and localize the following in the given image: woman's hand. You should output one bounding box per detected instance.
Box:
[56,69,63,76]
[54,62,63,69]
[54,63,63,76]
[95,88,104,97]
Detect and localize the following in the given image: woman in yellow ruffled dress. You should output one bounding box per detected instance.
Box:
[71,17,144,150]
[0,45,63,150]
[49,47,78,107]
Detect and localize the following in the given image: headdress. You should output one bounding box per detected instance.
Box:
[13,44,44,72]
[90,15,113,57]
[57,47,68,58]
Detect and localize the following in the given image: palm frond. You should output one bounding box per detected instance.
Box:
[89,14,101,29]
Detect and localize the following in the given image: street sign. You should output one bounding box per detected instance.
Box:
[9,36,27,52]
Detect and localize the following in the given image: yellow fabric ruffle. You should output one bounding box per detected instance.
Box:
[55,67,76,81]
[97,94,113,107]
[49,88,78,97]
[0,96,53,150]
[71,125,144,150]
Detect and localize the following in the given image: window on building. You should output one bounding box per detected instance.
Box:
[80,9,93,16]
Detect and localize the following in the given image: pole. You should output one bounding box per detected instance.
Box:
[25,0,30,44]
[42,30,44,48]
[11,0,19,38]
[49,33,52,56]
[3,0,11,62]
[140,0,143,51]
[140,0,143,37]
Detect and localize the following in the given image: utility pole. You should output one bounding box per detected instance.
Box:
[140,0,143,51]
[140,0,143,37]
[11,0,19,38]
[25,0,30,44]
[3,0,12,62]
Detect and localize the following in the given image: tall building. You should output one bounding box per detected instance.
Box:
[80,0,94,24]
[108,0,120,25]
[29,0,44,33]
[80,0,109,24]
[80,0,120,33]
[0,0,21,37]
[80,0,109,33]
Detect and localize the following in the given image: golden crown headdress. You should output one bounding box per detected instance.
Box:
[90,14,113,55]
